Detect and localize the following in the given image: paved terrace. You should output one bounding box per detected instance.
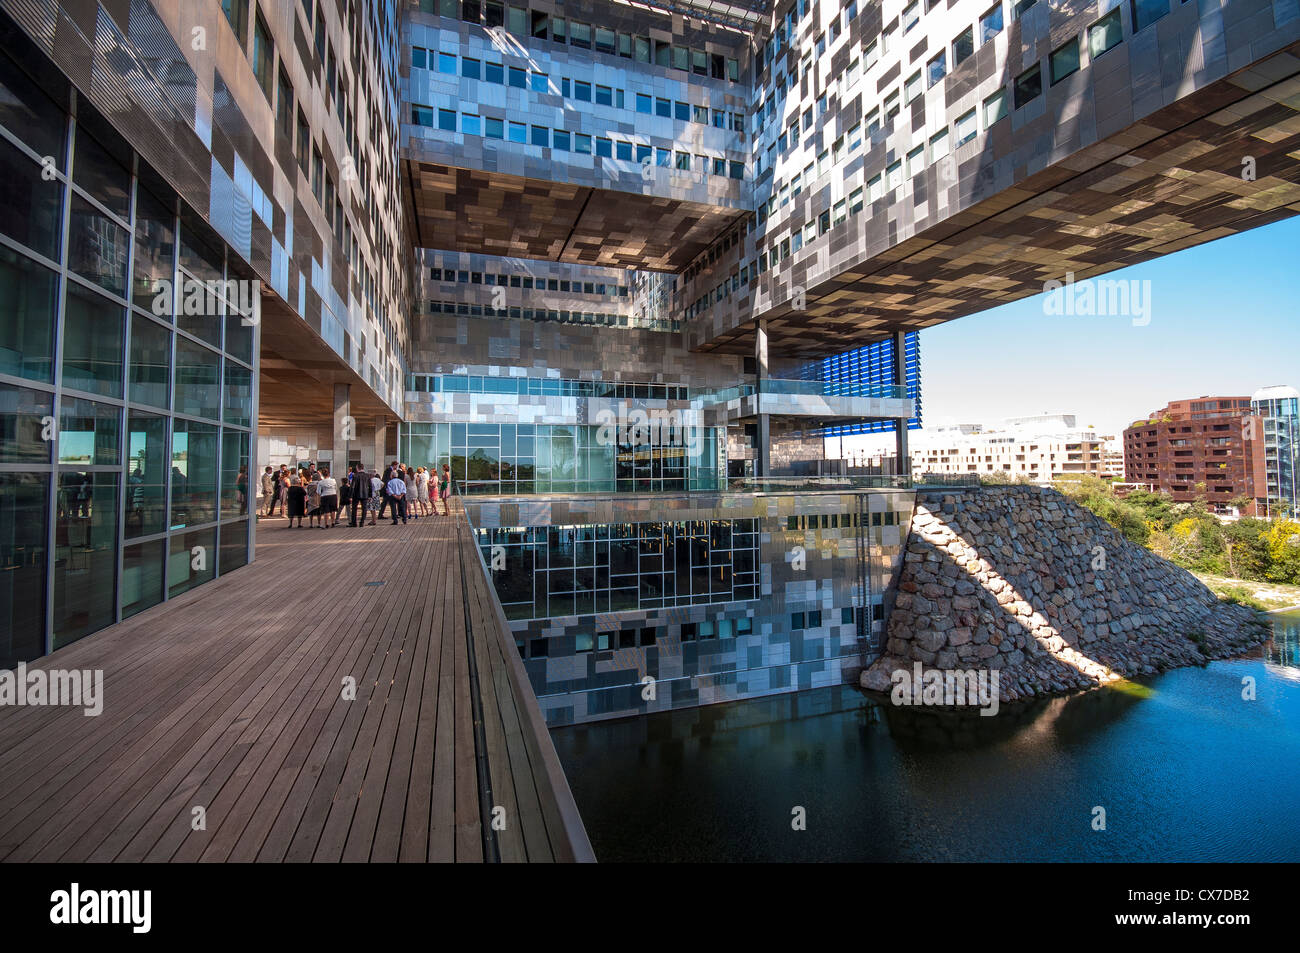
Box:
[0,507,592,863]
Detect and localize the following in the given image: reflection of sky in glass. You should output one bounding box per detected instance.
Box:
[128,430,147,472]
[172,432,189,477]
[58,430,94,464]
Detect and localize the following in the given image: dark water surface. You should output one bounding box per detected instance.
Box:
[551,612,1300,862]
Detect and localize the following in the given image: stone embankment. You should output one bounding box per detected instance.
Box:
[861,486,1269,704]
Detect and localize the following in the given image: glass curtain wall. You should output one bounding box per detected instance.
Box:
[476,519,759,620]
[0,49,255,667]
[402,422,725,494]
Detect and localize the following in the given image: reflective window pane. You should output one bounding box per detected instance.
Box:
[0,245,58,383]
[0,473,49,667]
[72,126,131,220]
[221,428,249,519]
[133,186,176,313]
[125,410,168,538]
[0,47,67,166]
[129,313,171,409]
[58,396,120,466]
[68,192,129,297]
[174,337,221,420]
[218,518,248,575]
[169,527,215,598]
[0,136,63,261]
[53,470,119,649]
[121,538,165,619]
[0,384,53,464]
[62,282,125,398]
[223,360,252,428]
[171,419,218,528]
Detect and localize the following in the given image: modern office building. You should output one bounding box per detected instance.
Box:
[1251,385,1300,515]
[1123,397,1268,513]
[3,0,1300,721]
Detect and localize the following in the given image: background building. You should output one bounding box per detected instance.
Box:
[1252,385,1300,515]
[1122,397,1268,514]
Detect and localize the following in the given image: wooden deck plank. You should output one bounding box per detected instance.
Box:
[0,506,591,863]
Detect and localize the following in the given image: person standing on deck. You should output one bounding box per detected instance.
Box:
[259,466,274,518]
[317,467,339,528]
[386,469,408,525]
[440,463,453,516]
[350,464,372,526]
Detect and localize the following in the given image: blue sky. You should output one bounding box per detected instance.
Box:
[909,215,1300,439]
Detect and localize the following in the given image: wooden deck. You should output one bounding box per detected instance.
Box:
[0,504,593,863]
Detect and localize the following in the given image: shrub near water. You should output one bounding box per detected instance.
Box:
[1059,477,1300,586]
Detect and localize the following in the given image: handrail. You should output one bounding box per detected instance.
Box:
[456,513,597,863]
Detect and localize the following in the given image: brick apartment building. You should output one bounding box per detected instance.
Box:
[1123,397,1268,514]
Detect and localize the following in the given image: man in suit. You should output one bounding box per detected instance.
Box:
[349,464,371,526]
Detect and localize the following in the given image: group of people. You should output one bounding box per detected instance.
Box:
[259,462,453,528]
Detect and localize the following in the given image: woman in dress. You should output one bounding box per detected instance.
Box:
[415,466,431,517]
[440,463,452,514]
[286,476,307,528]
[366,469,383,526]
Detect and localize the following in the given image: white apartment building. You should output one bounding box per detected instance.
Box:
[841,414,1113,483]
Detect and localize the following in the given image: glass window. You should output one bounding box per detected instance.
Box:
[1051,38,1081,84]
[219,517,248,575]
[552,130,570,151]
[508,121,527,143]
[121,539,165,619]
[0,44,67,165]
[0,138,63,262]
[1131,0,1169,31]
[134,187,175,313]
[73,128,131,221]
[0,246,57,383]
[1089,8,1124,59]
[221,0,248,47]
[461,113,481,136]
[955,108,978,146]
[53,470,119,649]
[223,359,252,428]
[635,93,651,114]
[438,52,457,74]
[508,66,526,89]
[575,81,591,102]
[485,116,504,139]
[928,51,947,87]
[0,384,53,464]
[168,527,215,598]
[485,62,503,84]
[1014,64,1042,109]
[0,472,48,665]
[252,13,274,98]
[68,193,129,297]
[596,137,612,157]
[174,337,221,421]
[462,57,480,80]
[125,410,168,538]
[954,26,975,66]
[984,88,1008,125]
[221,428,249,519]
[902,1,919,32]
[616,140,632,160]
[129,313,170,409]
[531,125,548,147]
[62,283,124,398]
[170,420,218,529]
[530,71,548,93]
[980,3,1004,43]
[438,108,456,131]
[930,127,950,160]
